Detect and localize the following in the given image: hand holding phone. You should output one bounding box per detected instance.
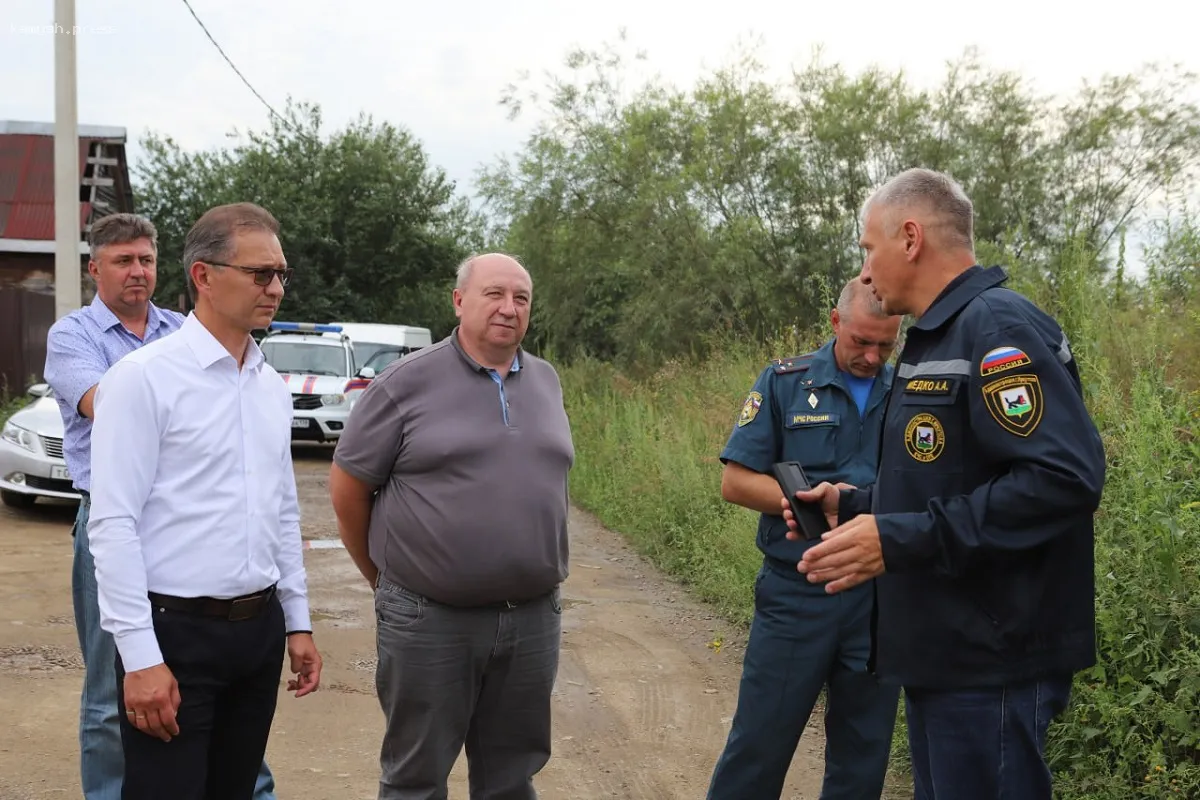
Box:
[771,461,831,541]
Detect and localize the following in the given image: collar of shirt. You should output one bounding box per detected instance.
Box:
[87,292,173,338]
[178,312,265,372]
[800,338,893,389]
[911,264,1008,332]
[799,339,842,389]
[792,337,894,412]
[449,326,522,374]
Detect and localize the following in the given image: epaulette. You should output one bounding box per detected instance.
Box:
[772,353,814,374]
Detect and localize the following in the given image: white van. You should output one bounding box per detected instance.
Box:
[326,322,433,375]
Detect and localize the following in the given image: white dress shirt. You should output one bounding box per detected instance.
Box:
[88,312,311,672]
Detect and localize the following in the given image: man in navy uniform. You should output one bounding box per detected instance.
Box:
[787,168,1106,799]
[706,278,904,800]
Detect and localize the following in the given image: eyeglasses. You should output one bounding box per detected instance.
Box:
[206,262,293,288]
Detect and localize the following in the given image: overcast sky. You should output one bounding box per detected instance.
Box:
[5,0,1200,233]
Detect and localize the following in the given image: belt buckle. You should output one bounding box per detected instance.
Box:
[227,596,259,621]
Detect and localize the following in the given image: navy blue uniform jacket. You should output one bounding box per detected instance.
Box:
[842,265,1106,688]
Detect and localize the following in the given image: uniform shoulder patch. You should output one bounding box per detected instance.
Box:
[980,346,1031,376]
[737,391,763,427]
[981,373,1043,436]
[772,354,815,374]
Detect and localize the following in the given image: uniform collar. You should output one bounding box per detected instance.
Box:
[87,292,170,336]
[799,339,841,388]
[801,337,894,390]
[911,264,1008,332]
[449,326,522,374]
[180,312,264,371]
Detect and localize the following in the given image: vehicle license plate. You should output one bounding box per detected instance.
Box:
[51,466,70,480]
[291,418,310,428]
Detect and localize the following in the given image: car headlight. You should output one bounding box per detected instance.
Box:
[1,421,39,453]
[320,393,346,406]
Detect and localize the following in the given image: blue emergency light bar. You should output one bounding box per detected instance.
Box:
[268,321,344,333]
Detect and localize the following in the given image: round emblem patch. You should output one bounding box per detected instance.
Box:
[904,413,945,462]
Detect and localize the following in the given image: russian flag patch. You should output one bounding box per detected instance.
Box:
[980,346,1031,376]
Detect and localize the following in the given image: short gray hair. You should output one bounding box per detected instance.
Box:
[182,202,280,301]
[89,213,158,256]
[836,277,888,320]
[861,168,975,252]
[455,253,478,290]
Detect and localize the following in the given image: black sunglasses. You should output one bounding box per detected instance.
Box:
[207,262,293,288]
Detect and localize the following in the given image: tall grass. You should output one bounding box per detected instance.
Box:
[557,245,1200,798]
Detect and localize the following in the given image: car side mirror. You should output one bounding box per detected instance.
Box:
[27,383,49,398]
[358,367,376,380]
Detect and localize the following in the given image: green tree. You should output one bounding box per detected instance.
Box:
[134,100,484,337]
[479,37,1200,366]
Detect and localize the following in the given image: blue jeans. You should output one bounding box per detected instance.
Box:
[71,495,278,799]
[904,674,1073,800]
[707,563,900,799]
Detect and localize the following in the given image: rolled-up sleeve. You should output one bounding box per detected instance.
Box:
[87,360,163,672]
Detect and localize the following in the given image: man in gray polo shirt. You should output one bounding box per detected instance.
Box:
[330,252,574,800]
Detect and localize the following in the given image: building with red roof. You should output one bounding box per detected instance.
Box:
[0,120,136,393]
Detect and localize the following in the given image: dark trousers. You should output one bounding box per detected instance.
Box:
[373,579,562,800]
[707,562,900,800]
[904,674,1073,800]
[114,593,286,800]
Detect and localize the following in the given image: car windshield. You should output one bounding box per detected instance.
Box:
[261,342,347,376]
[352,342,392,368]
[363,347,407,373]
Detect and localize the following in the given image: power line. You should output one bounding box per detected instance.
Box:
[178,0,287,126]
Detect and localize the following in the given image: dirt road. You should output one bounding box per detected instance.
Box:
[0,445,860,799]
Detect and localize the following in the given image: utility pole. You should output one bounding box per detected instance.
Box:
[53,0,81,319]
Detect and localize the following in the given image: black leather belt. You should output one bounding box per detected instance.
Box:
[148,585,277,622]
[474,589,556,610]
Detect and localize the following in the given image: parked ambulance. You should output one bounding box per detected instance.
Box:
[260,321,432,442]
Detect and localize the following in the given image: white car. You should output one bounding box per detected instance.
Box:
[259,321,434,443]
[259,322,374,443]
[0,384,81,508]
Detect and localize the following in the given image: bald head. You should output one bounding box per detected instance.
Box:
[456,253,531,292]
[453,252,533,368]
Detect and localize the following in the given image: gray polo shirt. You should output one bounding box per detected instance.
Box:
[332,329,575,607]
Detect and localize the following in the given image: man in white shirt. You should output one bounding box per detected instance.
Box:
[87,202,322,799]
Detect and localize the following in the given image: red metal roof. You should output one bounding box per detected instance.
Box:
[0,134,95,240]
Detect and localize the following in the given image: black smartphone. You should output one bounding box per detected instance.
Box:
[771,461,831,541]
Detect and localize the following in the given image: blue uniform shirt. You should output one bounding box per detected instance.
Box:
[720,338,894,569]
[844,373,875,415]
